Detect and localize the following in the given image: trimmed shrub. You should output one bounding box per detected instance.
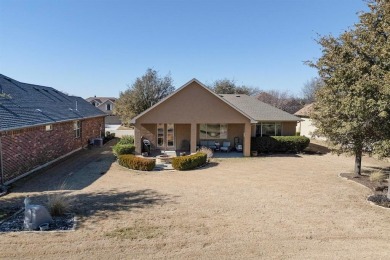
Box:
[119,135,134,145]
[172,152,207,171]
[113,144,135,156]
[118,154,156,171]
[251,136,310,153]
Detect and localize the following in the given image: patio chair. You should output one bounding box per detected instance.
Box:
[220,141,231,152]
[235,144,243,152]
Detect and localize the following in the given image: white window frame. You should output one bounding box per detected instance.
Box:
[157,123,164,147]
[106,104,111,111]
[167,124,174,147]
[74,120,81,138]
[256,122,282,136]
[199,124,228,139]
[45,124,53,131]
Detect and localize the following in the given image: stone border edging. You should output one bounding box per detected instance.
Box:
[338,173,390,210]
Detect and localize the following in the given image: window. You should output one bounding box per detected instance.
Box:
[91,102,96,106]
[157,123,164,147]
[106,104,111,111]
[256,123,282,136]
[200,124,228,139]
[45,124,53,131]
[167,124,174,147]
[74,121,81,138]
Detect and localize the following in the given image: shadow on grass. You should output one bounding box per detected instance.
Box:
[0,189,176,226]
[303,142,331,155]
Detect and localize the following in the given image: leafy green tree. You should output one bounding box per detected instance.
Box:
[308,0,390,177]
[115,69,175,124]
[211,79,258,95]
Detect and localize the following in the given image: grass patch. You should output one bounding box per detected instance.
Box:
[369,171,387,182]
[106,221,163,240]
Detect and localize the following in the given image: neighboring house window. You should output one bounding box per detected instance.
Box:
[256,123,282,136]
[74,120,81,138]
[157,123,164,147]
[199,124,228,139]
[106,104,111,111]
[92,102,96,106]
[45,124,53,131]
[167,124,174,147]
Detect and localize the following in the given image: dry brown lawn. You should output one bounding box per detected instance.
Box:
[1,149,390,259]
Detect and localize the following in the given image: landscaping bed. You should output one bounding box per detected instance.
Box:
[0,209,75,232]
[340,172,390,208]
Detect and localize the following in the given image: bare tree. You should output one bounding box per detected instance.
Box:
[256,90,304,114]
[301,77,324,103]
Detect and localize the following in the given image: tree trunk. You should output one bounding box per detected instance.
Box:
[354,149,362,177]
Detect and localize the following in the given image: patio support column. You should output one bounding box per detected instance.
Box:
[243,122,251,157]
[134,123,142,155]
[190,123,197,154]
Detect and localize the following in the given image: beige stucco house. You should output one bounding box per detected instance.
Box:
[131,79,301,156]
[294,103,326,140]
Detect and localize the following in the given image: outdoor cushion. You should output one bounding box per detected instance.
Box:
[207,141,216,149]
[200,141,208,147]
[220,142,231,152]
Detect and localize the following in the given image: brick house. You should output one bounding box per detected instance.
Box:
[0,74,106,184]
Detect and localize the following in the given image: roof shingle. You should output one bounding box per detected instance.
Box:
[0,74,106,131]
[220,94,301,122]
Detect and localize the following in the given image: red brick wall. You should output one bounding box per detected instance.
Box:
[0,117,105,183]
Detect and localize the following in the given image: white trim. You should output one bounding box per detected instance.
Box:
[4,148,83,185]
[157,123,164,148]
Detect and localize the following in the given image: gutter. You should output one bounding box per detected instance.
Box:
[0,114,106,133]
[0,135,4,185]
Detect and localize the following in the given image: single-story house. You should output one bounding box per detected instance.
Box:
[0,74,106,184]
[294,103,314,137]
[131,79,301,156]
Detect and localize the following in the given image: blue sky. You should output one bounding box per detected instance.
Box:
[0,0,367,98]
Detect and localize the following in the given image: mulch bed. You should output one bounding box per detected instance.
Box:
[340,172,390,208]
[0,208,75,232]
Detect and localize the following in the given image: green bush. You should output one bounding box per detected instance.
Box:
[118,135,134,145]
[172,152,207,171]
[251,136,310,153]
[113,144,135,156]
[118,154,156,171]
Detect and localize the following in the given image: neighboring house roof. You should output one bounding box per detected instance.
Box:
[0,74,106,131]
[220,94,301,122]
[294,103,314,118]
[131,78,301,123]
[85,97,117,104]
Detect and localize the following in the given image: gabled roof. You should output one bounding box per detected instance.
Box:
[85,97,117,104]
[131,78,300,123]
[220,94,301,122]
[294,103,314,118]
[0,74,106,131]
